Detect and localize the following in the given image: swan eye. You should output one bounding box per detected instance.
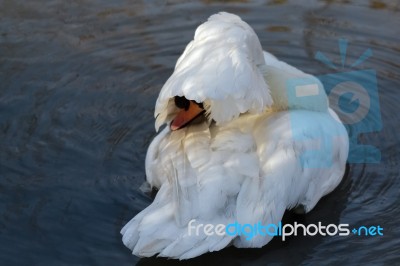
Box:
[174,96,190,111]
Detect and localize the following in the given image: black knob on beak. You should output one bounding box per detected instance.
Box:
[174,96,190,111]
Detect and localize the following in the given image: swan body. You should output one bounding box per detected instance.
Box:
[121,12,349,259]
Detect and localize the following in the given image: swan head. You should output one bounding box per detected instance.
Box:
[154,12,272,131]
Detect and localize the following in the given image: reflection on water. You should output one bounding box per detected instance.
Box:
[0,0,399,265]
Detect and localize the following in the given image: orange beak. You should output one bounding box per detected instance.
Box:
[170,101,205,131]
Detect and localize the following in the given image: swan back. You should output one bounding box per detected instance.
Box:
[154,12,273,131]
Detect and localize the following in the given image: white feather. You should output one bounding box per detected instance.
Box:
[122,12,349,260]
[154,12,272,130]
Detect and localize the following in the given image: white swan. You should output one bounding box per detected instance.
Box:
[121,12,349,259]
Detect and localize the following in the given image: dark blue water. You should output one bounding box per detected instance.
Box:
[1,0,399,265]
